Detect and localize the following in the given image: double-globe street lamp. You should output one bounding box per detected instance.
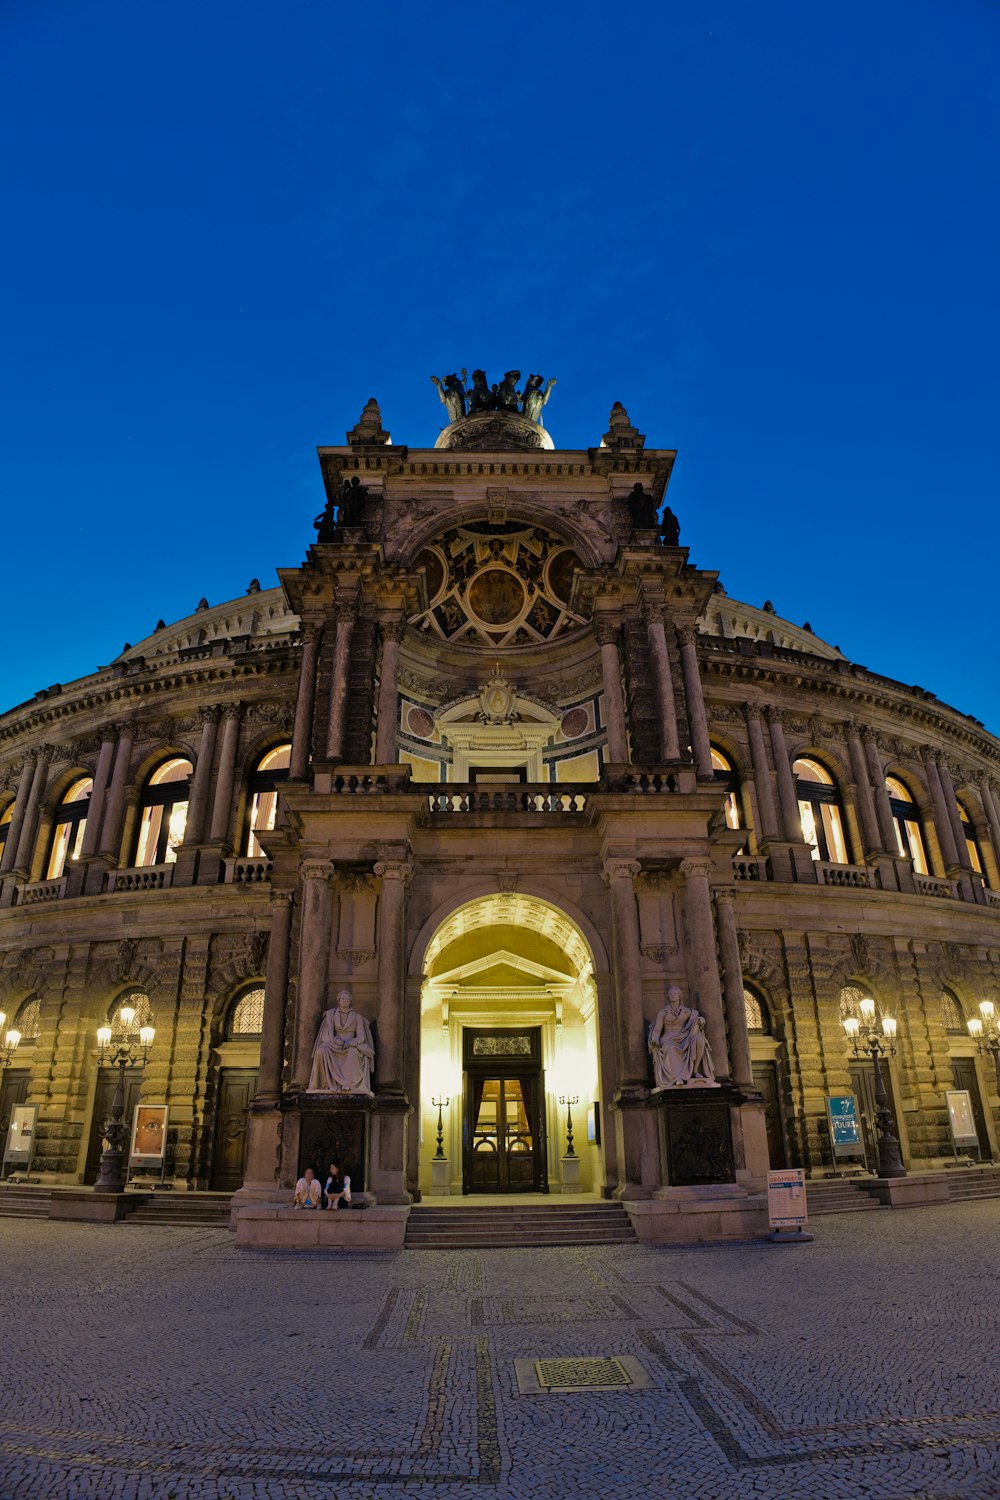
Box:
[967,1000,1000,1095]
[0,1013,22,1070]
[93,1005,154,1193]
[842,997,906,1179]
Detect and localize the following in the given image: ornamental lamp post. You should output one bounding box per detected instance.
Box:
[93,1006,154,1193]
[842,998,906,1179]
[0,1012,22,1069]
[431,1095,449,1160]
[558,1094,579,1158]
[967,1001,1000,1095]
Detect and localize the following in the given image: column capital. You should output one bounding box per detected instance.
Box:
[196,704,222,727]
[743,702,764,724]
[334,601,359,625]
[713,886,736,906]
[763,705,787,727]
[379,618,407,644]
[602,855,641,884]
[593,619,621,648]
[679,856,713,880]
[842,717,862,740]
[300,621,324,646]
[298,857,334,883]
[643,601,665,627]
[221,703,243,724]
[674,622,698,648]
[113,719,137,740]
[269,888,295,911]
[374,858,414,884]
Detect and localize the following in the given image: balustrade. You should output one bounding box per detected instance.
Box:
[224,856,273,884]
[108,863,174,893]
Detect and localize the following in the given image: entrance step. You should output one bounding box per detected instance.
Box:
[0,1185,53,1218]
[937,1166,1000,1201]
[405,1200,636,1249]
[806,1179,884,1215]
[124,1193,233,1228]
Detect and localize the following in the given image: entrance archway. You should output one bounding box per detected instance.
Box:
[416,893,603,1197]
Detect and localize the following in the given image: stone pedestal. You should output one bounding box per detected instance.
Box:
[429,1156,451,1196]
[48,1189,148,1223]
[611,1085,658,1199]
[559,1154,582,1192]
[234,1204,409,1250]
[278,1093,372,1191]
[654,1085,747,1188]
[369,1092,412,1204]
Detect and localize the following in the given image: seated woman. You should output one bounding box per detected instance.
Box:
[293,1168,321,1208]
[324,1161,352,1210]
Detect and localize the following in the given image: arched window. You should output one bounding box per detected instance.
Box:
[45,776,93,879]
[941,989,965,1034]
[134,758,192,866]
[227,984,265,1038]
[743,984,771,1034]
[245,745,291,857]
[957,801,985,877]
[794,758,849,863]
[838,984,874,1024]
[14,995,41,1041]
[711,747,743,831]
[0,802,13,863]
[885,776,929,875]
[108,989,154,1037]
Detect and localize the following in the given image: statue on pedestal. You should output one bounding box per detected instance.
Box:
[649,985,718,1089]
[521,374,557,424]
[627,482,658,530]
[430,372,468,423]
[308,988,375,1095]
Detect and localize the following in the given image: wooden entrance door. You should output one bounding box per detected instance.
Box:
[0,1070,30,1176]
[211,1069,259,1191]
[950,1058,992,1160]
[462,1028,546,1194]
[752,1060,786,1168]
[85,1068,144,1184]
[850,1061,902,1172]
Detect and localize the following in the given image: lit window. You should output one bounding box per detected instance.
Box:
[794,758,849,863]
[957,802,984,876]
[743,985,771,1034]
[941,989,965,1034]
[711,747,742,831]
[45,777,93,879]
[108,990,154,1037]
[135,758,192,866]
[0,803,13,862]
[245,745,291,857]
[885,776,929,876]
[14,995,41,1041]
[228,985,265,1038]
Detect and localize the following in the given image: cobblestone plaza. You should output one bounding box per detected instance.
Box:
[1,1203,998,1499]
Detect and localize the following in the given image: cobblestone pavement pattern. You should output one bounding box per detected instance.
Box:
[1,1202,998,1500]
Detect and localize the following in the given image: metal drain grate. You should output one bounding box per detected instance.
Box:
[514,1354,653,1395]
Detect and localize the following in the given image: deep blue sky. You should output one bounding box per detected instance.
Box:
[2,3,998,728]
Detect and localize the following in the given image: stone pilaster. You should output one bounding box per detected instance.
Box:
[679,858,730,1080]
[603,853,656,1197]
[374,620,405,765]
[644,607,681,760]
[11,745,52,873]
[242,891,294,1191]
[208,706,242,844]
[291,859,334,1089]
[290,623,322,779]
[326,605,357,762]
[371,855,414,1202]
[79,736,116,859]
[714,889,753,1090]
[595,620,629,763]
[922,751,961,871]
[185,707,221,847]
[744,707,779,841]
[845,723,883,855]
[97,723,136,860]
[676,624,713,777]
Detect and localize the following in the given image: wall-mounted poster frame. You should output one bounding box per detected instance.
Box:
[129,1104,169,1186]
[945,1089,979,1160]
[3,1103,37,1177]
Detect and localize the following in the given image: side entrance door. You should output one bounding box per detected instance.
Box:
[0,1070,31,1176]
[463,1028,547,1194]
[751,1060,786,1168]
[950,1058,993,1161]
[849,1061,902,1172]
[85,1068,144,1184]
[211,1069,259,1191]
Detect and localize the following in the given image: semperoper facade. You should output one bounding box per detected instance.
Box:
[1,374,998,1239]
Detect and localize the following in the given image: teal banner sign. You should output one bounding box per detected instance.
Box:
[827,1094,863,1156]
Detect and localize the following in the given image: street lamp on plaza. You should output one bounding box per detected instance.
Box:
[842,997,906,1179]
[967,1001,1000,1094]
[93,1006,154,1193]
[558,1094,579,1158]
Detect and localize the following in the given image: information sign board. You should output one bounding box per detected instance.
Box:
[826,1094,864,1159]
[767,1167,809,1229]
[4,1103,37,1170]
[945,1090,979,1149]
[129,1104,168,1166]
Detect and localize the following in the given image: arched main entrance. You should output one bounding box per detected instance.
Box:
[416,893,604,1197]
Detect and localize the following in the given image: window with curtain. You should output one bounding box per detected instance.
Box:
[45,776,93,879]
[134,758,192,866]
[885,776,929,875]
[245,744,291,857]
[794,757,849,863]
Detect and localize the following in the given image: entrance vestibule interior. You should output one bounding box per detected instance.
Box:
[418,894,602,1197]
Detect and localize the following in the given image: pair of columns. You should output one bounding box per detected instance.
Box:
[597,615,713,774]
[289,611,403,775]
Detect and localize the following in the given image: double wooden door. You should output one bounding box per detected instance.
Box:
[0,1070,30,1176]
[211,1069,258,1191]
[849,1061,902,1172]
[463,1028,547,1194]
[751,1061,786,1169]
[85,1068,144,1184]
[950,1058,992,1160]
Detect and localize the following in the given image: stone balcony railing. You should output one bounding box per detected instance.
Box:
[732,854,770,881]
[108,863,174,893]
[816,861,871,889]
[985,888,1000,910]
[224,856,273,884]
[20,876,67,905]
[426,784,590,815]
[914,872,959,900]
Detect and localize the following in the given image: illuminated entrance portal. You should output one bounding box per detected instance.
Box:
[418,895,602,1198]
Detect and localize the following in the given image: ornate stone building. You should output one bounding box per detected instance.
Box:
[1,379,997,1237]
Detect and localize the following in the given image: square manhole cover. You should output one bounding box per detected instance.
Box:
[514,1355,653,1394]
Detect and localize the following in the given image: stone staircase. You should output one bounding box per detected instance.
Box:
[938,1165,1000,1201]
[124,1192,233,1228]
[0,1185,53,1219]
[805,1178,884,1215]
[405,1200,636,1249]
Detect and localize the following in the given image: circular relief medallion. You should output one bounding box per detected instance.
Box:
[560,707,589,740]
[415,548,446,604]
[406,706,435,740]
[467,569,526,627]
[546,548,582,606]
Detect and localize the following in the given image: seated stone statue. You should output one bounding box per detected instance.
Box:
[648,985,718,1089]
[307,988,375,1095]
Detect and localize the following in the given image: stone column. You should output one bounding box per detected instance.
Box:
[98,723,136,859]
[326,606,357,763]
[0,754,37,873]
[766,708,802,844]
[257,891,293,1102]
[208,707,242,844]
[184,707,220,846]
[11,746,51,873]
[79,735,117,859]
[603,856,647,1085]
[744,707,779,841]
[845,723,883,855]
[923,752,961,870]
[861,728,897,852]
[290,623,322,780]
[679,857,731,1080]
[676,624,713,777]
[644,608,681,760]
[713,889,753,1090]
[373,858,413,1095]
[595,621,629,762]
[374,620,405,766]
[292,859,334,1088]
[978,778,1000,876]
[938,757,973,870]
